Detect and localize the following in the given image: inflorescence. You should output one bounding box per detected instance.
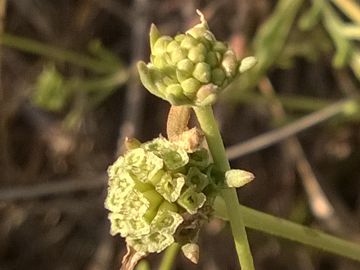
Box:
[105,11,255,266]
[137,10,256,107]
[105,137,218,256]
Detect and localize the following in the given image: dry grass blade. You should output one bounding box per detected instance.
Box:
[0,174,106,201]
[226,98,352,159]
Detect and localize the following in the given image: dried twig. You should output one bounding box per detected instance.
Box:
[226,97,352,159]
[331,0,360,25]
[0,174,106,201]
[116,0,150,155]
[86,227,116,270]
[0,0,9,180]
[91,0,133,23]
[166,106,191,141]
[255,78,351,233]
[0,97,354,202]
[10,0,54,39]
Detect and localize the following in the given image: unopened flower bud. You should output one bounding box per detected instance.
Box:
[177,59,195,73]
[138,10,255,106]
[181,243,200,264]
[170,48,187,64]
[225,169,255,188]
[239,56,257,73]
[221,50,238,77]
[193,62,211,83]
[153,36,172,56]
[196,84,218,106]
[180,34,198,49]
[167,40,180,52]
[188,43,207,62]
[181,78,201,98]
[211,68,226,86]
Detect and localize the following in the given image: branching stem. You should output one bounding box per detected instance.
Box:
[158,243,180,270]
[193,105,255,270]
[215,200,360,262]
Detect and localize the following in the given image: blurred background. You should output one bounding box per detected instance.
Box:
[1,0,360,269]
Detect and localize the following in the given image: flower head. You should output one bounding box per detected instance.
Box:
[105,137,217,255]
[137,10,253,106]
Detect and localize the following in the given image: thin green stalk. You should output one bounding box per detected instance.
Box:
[342,25,360,40]
[224,0,304,100]
[193,106,255,270]
[235,91,330,112]
[135,260,151,270]
[158,243,180,270]
[215,200,360,262]
[320,2,360,79]
[0,33,119,73]
[331,0,360,25]
[226,98,354,159]
[66,69,129,108]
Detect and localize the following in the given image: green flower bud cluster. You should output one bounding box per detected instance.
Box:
[137,11,240,106]
[105,137,217,255]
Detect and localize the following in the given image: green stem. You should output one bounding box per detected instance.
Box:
[0,33,119,73]
[235,91,330,112]
[342,24,360,40]
[215,199,360,262]
[158,243,180,270]
[193,106,255,270]
[135,260,151,270]
[331,0,360,25]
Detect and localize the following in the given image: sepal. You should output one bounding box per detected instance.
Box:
[137,62,165,99]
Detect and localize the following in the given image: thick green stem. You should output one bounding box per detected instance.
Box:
[193,106,255,270]
[215,199,360,262]
[158,243,180,270]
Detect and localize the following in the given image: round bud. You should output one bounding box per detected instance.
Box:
[181,78,201,98]
[177,59,195,73]
[188,43,207,63]
[239,56,257,73]
[221,50,238,77]
[171,48,187,64]
[193,62,211,83]
[153,36,173,56]
[206,51,219,67]
[167,40,180,52]
[138,11,255,107]
[180,34,198,49]
[211,68,226,86]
